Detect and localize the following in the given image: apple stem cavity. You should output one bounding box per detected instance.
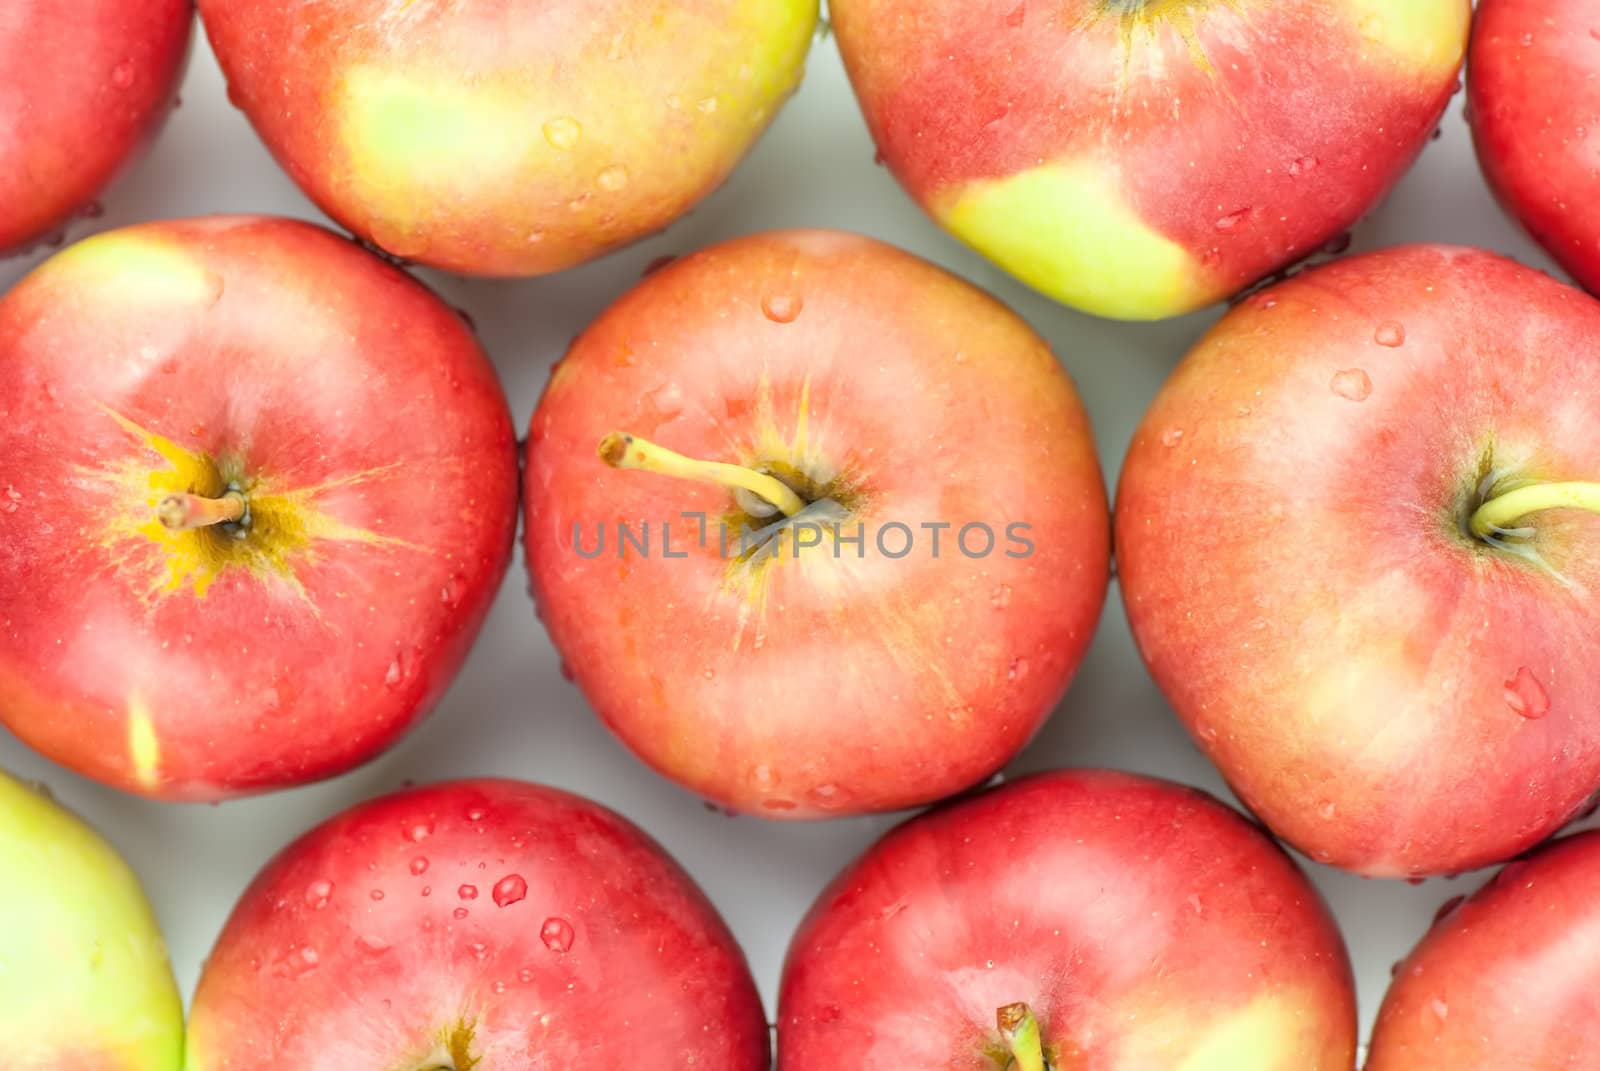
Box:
[597,430,808,517]
[1469,480,1600,543]
[156,490,248,532]
[997,1002,1049,1071]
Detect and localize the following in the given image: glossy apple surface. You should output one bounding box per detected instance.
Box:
[523,230,1110,818]
[0,0,190,255]
[0,217,518,800]
[1116,245,1600,878]
[1470,0,1600,295]
[186,778,769,1071]
[1,771,183,1071]
[829,0,1468,320]
[779,769,1357,1070]
[1368,832,1600,1069]
[196,0,817,276]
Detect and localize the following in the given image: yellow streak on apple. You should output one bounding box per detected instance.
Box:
[79,408,417,604]
[128,696,163,792]
[1338,0,1470,73]
[1169,990,1335,1071]
[937,158,1214,321]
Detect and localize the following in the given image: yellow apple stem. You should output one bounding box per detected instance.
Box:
[997,1003,1048,1071]
[597,431,807,518]
[157,491,247,531]
[1469,481,1600,540]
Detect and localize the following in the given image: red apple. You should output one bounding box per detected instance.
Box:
[1469,0,1600,295]
[828,0,1469,320]
[1367,831,1600,1069]
[1116,244,1600,878]
[779,769,1357,1070]
[196,0,818,276]
[186,778,769,1070]
[0,216,518,800]
[523,230,1110,818]
[0,0,191,255]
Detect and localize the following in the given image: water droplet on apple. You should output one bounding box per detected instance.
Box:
[465,805,487,822]
[453,907,470,920]
[1196,721,1218,743]
[304,879,334,909]
[1374,321,1406,347]
[421,885,433,897]
[1317,800,1336,820]
[597,165,630,192]
[492,981,507,994]
[543,117,583,150]
[746,765,779,791]
[2,486,19,513]
[410,856,430,876]
[1287,156,1319,177]
[1520,31,1534,46]
[492,874,529,908]
[697,96,719,114]
[407,820,434,843]
[458,884,479,901]
[1504,667,1550,720]
[1431,998,1449,1020]
[1330,368,1373,402]
[1160,427,1185,448]
[1432,895,1466,925]
[356,934,390,956]
[540,917,575,952]
[1214,208,1251,231]
[385,659,404,688]
[763,798,798,811]
[990,585,1013,609]
[519,967,535,983]
[1007,657,1029,682]
[225,82,247,109]
[111,61,135,90]
[468,942,489,961]
[761,293,803,324]
[558,660,576,682]
[276,945,320,978]
[370,889,385,901]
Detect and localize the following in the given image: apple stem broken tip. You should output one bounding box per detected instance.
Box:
[997,1002,1048,1071]
[1469,479,1600,542]
[157,490,248,532]
[597,429,808,517]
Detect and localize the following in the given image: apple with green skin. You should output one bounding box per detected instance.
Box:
[196,0,817,276]
[1469,0,1600,296]
[828,0,1469,321]
[0,0,190,255]
[186,778,769,1071]
[1116,244,1600,878]
[0,216,518,800]
[779,769,1357,1070]
[523,230,1110,818]
[0,770,183,1071]
[1367,831,1600,1069]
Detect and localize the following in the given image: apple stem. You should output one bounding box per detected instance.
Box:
[597,431,808,517]
[997,1003,1048,1071]
[157,490,247,531]
[1469,480,1600,542]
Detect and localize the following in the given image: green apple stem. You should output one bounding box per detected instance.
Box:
[597,430,807,517]
[997,1003,1048,1071]
[157,490,247,531]
[1469,480,1600,541]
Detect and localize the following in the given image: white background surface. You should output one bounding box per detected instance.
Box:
[0,16,1581,1059]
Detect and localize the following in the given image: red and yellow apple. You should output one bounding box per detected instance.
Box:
[1470,0,1600,295]
[779,769,1357,1070]
[0,0,190,254]
[0,216,518,800]
[1,770,183,1071]
[196,0,817,276]
[1367,831,1600,1069]
[829,0,1469,320]
[186,778,769,1071]
[523,230,1110,817]
[1116,244,1600,878]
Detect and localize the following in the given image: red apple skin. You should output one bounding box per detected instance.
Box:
[0,0,191,255]
[779,770,1357,1070]
[186,779,770,1071]
[1115,245,1600,879]
[523,230,1111,818]
[828,0,1469,320]
[196,0,817,277]
[0,216,518,800]
[1470,0,1600,296]
[1367,832,1600,1069]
